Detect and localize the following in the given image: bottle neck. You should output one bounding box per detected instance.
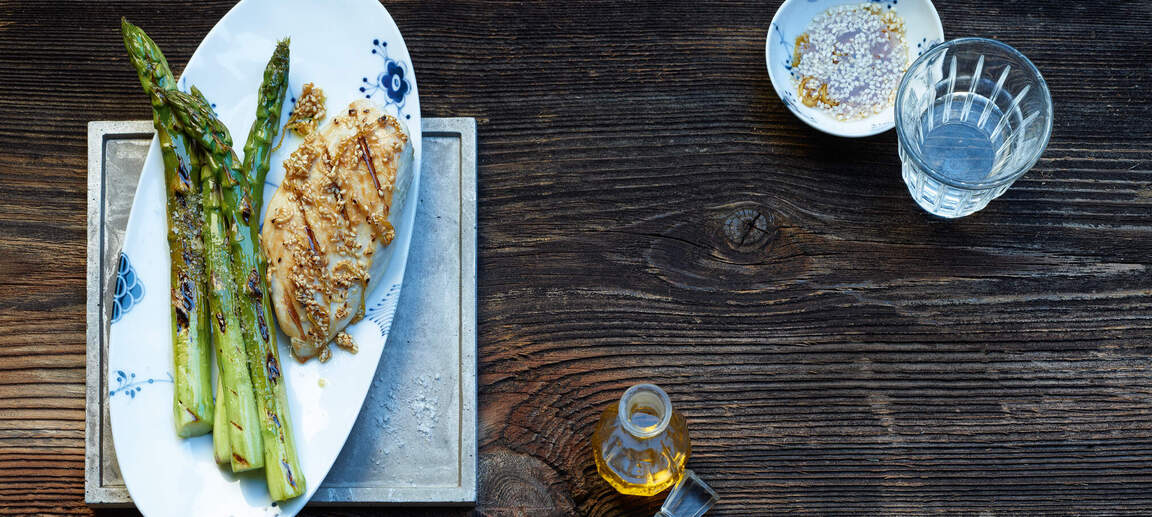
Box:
[617,383,673,439]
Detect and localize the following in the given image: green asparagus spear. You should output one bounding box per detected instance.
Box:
[239,42,306,501]
[178,139,265,473]
[189,85,212,111]
[186,85,236,464]
[163,86,306,500]
[212,363,231,465]
[120,18,213,438]
[243,39,290,213]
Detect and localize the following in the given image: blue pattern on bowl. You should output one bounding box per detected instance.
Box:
[111,253,144,324]
[765,0,944,137]
[916,37,943,56]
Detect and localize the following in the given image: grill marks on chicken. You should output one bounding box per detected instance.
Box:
[263,100,412,361]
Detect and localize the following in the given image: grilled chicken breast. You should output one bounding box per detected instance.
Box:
[262,99,413,361]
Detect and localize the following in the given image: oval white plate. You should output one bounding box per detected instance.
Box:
[765,0,944,137]
[108,0,420,515]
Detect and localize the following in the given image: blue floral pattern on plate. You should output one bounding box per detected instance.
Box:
[111,253,143,324]
[109,370,173,399]
[365,283,403,337]
[360,38,411,113]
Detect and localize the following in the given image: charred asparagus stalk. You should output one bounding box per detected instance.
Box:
[212,363,230,465]
[185,87,235,465]
[240,41,306,501]
[177,137,266,473]
[163,85,306,500]
[243,39,290,212]
[120,18,213,438]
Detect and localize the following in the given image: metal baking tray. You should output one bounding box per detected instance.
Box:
[85,118,478,507]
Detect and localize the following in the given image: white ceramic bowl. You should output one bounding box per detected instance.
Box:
[765,0,944,137]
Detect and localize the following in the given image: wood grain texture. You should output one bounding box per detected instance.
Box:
[2,0,1152,515]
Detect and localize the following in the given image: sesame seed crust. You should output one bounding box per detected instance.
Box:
[261,99,413,362]
[285,82,327,138]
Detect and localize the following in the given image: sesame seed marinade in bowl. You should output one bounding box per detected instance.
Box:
[766,0,944,137]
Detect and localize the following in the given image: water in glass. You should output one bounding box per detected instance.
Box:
[896,38,1052,218]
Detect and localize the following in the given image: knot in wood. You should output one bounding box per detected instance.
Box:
[722,207,773,250]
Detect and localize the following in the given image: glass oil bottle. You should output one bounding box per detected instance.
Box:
[592,383,691,496]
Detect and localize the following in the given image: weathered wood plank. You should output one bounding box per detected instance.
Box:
[1,0,1151,515]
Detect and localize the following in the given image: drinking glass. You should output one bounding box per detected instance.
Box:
[895,38,1053,218]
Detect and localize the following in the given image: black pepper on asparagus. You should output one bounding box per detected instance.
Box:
[182,134,266,473]
[187,84,238,467]
[235,41,306,501]
[162,77,306,500]
[120,18,214,439]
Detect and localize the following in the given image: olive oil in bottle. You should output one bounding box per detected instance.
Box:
[592,383,690,496]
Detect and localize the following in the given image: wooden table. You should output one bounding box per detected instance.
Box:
[4,0,1152,515]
